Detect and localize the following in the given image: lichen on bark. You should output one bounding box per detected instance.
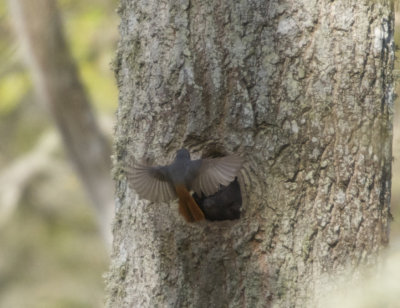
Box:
[107,0,394,307]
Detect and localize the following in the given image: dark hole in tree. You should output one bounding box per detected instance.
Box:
[193,178,242,221]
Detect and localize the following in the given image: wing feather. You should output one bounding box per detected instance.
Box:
[125,163,177,202]
[190,154,243,196]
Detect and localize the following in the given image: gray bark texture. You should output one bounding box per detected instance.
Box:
[107,0,394,307]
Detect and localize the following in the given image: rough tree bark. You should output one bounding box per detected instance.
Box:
[9,0,114,246]
[107,0,393,307]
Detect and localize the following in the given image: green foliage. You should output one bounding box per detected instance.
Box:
[0,72,31,115]
[0,0,118,306]
[0,163,108,307]
[62,1,119,113]
[0,0,119,116]
[0,0,30,117]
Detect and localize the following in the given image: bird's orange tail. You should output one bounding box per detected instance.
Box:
[175,185,205,222]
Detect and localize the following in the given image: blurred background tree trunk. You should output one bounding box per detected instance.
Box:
[107,0,393,306]
[8,0,114,247]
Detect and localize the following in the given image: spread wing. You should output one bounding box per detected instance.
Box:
[190,155,243,196]
[125,164,177,202]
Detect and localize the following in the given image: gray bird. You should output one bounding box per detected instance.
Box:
[126,148,243,222]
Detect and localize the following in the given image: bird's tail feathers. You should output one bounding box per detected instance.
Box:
[175,185,205,222]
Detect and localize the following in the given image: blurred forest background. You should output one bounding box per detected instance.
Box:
[0,0,118,306]
[0,0,399,307]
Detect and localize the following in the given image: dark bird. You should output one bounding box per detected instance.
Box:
[126,148,243,222]
[193,178,242,221]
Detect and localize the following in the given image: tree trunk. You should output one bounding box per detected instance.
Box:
[9,0,114,247]
[107,0,394,306]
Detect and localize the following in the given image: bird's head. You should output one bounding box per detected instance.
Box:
[175,148,191,160]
